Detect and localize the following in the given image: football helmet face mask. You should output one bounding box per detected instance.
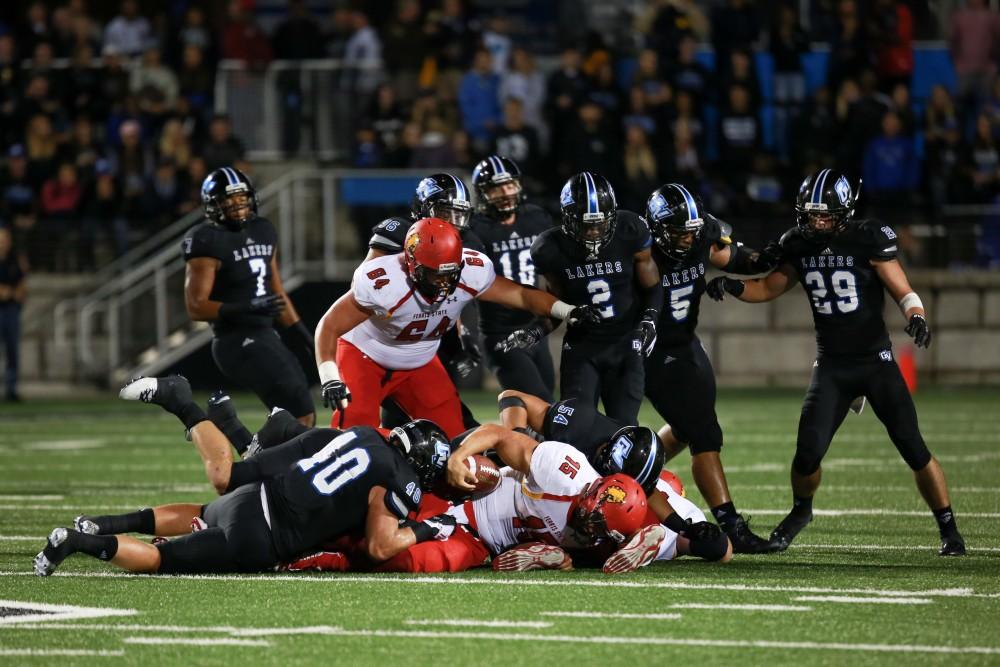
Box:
[560,172,618,257]
[201,167,258,230]
[388,419,451,490]
[473,155,524,219]
[645,183,705,262]
[795,169,856,241]
[412,173,473,230]
[592,426,665,496]
[568,473,648,546]
[403,218,465,304]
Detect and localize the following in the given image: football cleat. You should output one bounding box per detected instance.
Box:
[602,524,666,574]
[119,375,192,414]
[726,514,775,554]
[73,515,100,535]
[939,534,966,557]
[252,407,304,453]
[34,527,77,576]
[492,543,572,572]
[283,551,350,572]
[768,509,814,552]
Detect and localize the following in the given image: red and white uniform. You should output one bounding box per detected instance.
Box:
[651,480,706,562]
[334,250,495,437]
[448,441,599,554]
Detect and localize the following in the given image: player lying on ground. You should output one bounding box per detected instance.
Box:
[34,377,458,576]
[314,217,600,439]
[706,168,966,556]
[445,424,732,573]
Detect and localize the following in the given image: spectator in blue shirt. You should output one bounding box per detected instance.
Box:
[863,110,918,199]
[458,48,501,154]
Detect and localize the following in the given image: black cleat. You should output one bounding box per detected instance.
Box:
[34,527,79,576]
[73,515,100,535]
[248,407,308,457]
[939,534,966,557]
[119,375,192,414]
[725,514,774,554]
[768,509,813,552]
[207,390,237,424]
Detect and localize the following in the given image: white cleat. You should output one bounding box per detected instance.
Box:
[119,377,158,402]
[492,543,572,572]
[74,515,99,535]
[603,524,666,574]
[34,527,71,576]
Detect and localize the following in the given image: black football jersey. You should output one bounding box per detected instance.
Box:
[265,427,423,561]
[779,219,898,358]
[652,216,730,348]
[182,217,279,334]
[469,203,554,335]
[531,210,652,342]
[542,398,623,459]
[367,216,485,254]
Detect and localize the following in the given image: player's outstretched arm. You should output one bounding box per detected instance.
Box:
[705,263,798,304]
[648,490,732,562]
[497,390,550,434]
[708,239,782,276]
[447,424,539,490]
[873,258,932,348]
[314,291,371,411]
[480,276,601,326]
[365,487,457,562]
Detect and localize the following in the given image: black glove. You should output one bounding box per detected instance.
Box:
[751,241,783,273]
[567,304,602,327]
[220,293,286,320]
[905,313,932,348]
[449,332,482,379]
[682,520,724,542]
[705,276,745,302]
[409,513,458,543]
[633,308,657,357]
[321,379,351,411]
[494,325,545,353]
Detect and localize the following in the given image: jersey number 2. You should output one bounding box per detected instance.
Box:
[249,258,268,297]
[586,279,614,318]
[804,270,859,315]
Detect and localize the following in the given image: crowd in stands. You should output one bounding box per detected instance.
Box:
[1,0,999,273]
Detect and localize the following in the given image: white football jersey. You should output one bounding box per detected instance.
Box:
[342,250,496,369]
[449,441,600,555]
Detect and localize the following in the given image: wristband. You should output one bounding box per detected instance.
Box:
[662,512,689,535]
[410,520,435,543]
[498,395,527,411]
[318,360,341,385]
[550,300,574,320]
[898,292,923,316]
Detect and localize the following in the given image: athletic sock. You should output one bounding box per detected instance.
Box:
[711,502,738,530]
[75,532,119,561]
[792,495,813,515]
[177,403,208,432]
[932,506,959,538]
[207,397,253,454]
[91,508,156,535]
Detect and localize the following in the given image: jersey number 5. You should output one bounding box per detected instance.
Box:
[249,258,268,297]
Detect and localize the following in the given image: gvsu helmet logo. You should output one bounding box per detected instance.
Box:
[610,435,634,471]
[560,182,575,208]
[647,193,671,220]
[416,178,443,203]
[834,176,852,206]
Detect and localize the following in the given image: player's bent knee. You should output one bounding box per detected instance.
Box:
[689,532,731,562]
[901,441,932,471]
[792,452,821,476]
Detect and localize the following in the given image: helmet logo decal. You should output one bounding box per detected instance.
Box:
[834,175,851,206]
[560,181,574,207]
[603,485,627,504]
[416,178,443,203]
[431,440,450,470]
[610,436,634,471]
[405,232,420,258]
[811,168,832,204]
[647,193,670,221]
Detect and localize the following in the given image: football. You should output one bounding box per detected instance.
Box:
[463,454,501,494]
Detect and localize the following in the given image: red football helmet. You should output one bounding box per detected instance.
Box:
[568,473,648,546]
[403,218,464,304]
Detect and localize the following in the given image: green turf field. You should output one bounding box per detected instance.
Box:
[1,388,999,665]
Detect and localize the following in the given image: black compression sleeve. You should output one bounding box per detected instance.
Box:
[723,244,759,274]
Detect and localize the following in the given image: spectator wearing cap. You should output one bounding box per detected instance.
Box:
[458,48,502,154]
[103,0,151,58]
[202,114,246,173]
[0,225,26,402]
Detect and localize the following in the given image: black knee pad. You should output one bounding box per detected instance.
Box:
[792,428,826,476]
[155,528,229,574]
[899,439,932,471]
[689,530,730,562]
[687,422,723,455]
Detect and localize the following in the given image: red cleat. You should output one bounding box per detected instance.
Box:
[492,543,572,572]
[283,551,350,573]
[602,524,666,574]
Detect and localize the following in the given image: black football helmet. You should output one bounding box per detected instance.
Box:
[559,172,618,257]
[795,169,857,241]
[645,183,704,262]
[388,419,451,490]
[201,167,258,230]
[412,173,473,230]
[472,155,524,219]
[592,426,665,496]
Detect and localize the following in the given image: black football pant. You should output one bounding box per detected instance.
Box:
[794,355,932,475]
[483,332,556,402]
[644,338,723,454]
[212,327,314,419]
[559,336,644,425]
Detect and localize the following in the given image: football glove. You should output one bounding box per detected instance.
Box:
[905,313,932,348]
[706,276,745,301]
[567,304,602,327]
[751,241,783,273]
[320,379,351,411]
[409,513,458,543]
[493,325,545,353]
[633,308,657,357]
[449,332,482,378]
[249,293,286,316]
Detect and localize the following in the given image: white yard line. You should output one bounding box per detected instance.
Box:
[404,619,553,629]
[0,495,63,501]
[798,543,1000,553]
[668,604,812,612]
[0,648,125,657]
[0,600,137,625]
[794,596,932,605]
[123,637,271,647]
[0,622,343,636]
[0,570,988,598]
[541,611,683,620]
[744,509,1000,518]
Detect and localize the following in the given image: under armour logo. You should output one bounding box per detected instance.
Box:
[242,338,254,347]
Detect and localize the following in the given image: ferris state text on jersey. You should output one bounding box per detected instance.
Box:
[471,204,554,335]
[779,219,899,359]
[652,214,728,349]
[182,216,279,333]
[530,210,652,342]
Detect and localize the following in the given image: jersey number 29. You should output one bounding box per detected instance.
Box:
[804,270,859,315]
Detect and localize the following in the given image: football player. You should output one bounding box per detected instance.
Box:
[642,183,779,553]
[446,424,730,573]
[516,172,662,424]
[706,169,966,556]
[469,156,557,401]
[314,217,599,439]
[35,376,457,576]
[182,167,315,436]
[366,173,484,429]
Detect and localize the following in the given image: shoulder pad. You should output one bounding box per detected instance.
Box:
[703,215,732,247]
[854,219,899,259]
[368,217,410,252]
